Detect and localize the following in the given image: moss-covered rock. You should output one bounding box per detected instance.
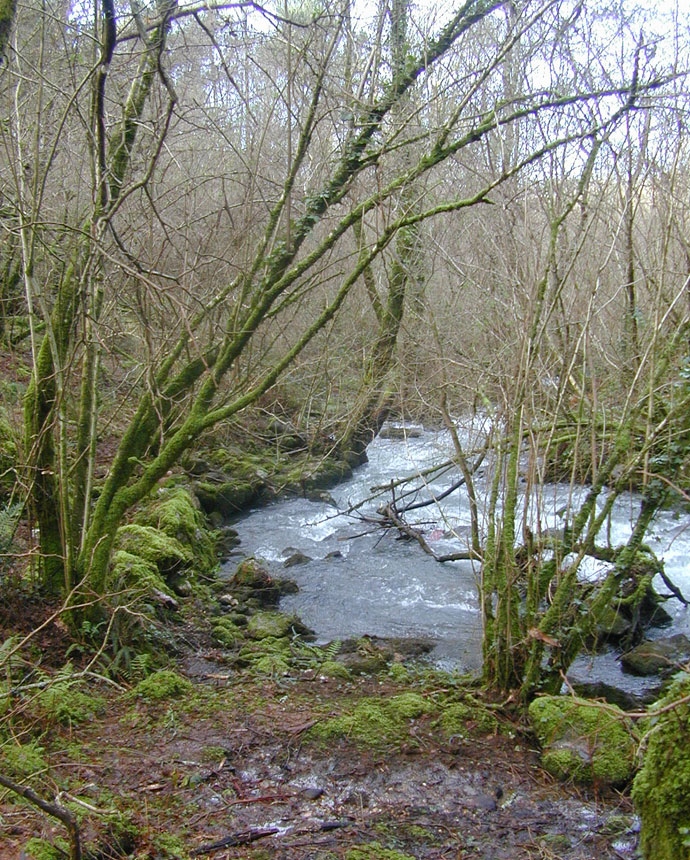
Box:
[319,660,352,680]
[109,549,170,596]
[632,675,690,859]
[252,654,290,676]
[211,617,246,648]
[233,558,273,589]
[310,692,433,749]
[134,486,216,575]
[621,634,690,677]
[528,695,636,787]
[195,478,261,517]
[246,611,312,640]
[116,524,191,576]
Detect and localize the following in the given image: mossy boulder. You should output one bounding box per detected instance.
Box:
[318,660,352,680]
[528,695,636,787]
[621,634,690,677]
[233,558,274,589]
[195,478,261,517]
[134,487,216,575]
[116,524,191,576]
[252,654,290,676]
[246,611,311,640]
[310,692,433,749]
[108,549,172,600]
[632,675,690,860]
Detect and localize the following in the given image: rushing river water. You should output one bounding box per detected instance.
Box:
[225,424,690,689]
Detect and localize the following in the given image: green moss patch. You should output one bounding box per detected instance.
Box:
[528,695,636,787]
[435,699,499,738]
[632,674,690,860]
[1,738,48,779]
[115,524,191,575]
[346,842,415,860]
[134,486,216,575]
[132,669,193,702]
[35,680,104,726]
[310,692,433,750]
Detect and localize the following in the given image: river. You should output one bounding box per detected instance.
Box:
[224,423,690,691]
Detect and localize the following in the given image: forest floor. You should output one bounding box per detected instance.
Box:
[0,595,641,860]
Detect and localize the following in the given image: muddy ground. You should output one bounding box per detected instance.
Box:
[1,628,640,860]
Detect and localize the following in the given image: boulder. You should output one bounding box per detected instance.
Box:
[528,695,636,787]
[621,634,690,677]
[246,611,314,640]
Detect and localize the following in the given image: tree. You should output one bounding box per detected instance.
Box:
[0,0,666,633]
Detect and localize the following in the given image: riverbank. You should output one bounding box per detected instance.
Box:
[3,427,688,859]
[0,588,639,860]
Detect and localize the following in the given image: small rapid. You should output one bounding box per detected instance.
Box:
[224,425,690,681]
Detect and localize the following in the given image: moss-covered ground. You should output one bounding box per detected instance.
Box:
[0,597,639,860]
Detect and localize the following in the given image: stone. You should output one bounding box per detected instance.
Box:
[621,634,690,677]
[528,695,636,787]
[283,551,312,568]
[246,611,314,641]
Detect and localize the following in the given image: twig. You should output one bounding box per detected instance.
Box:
[191,827,279,855]
[0,773,82,860]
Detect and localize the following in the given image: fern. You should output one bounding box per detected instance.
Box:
[126,652,153,684]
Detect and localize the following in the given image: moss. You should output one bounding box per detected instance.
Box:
[310,693,433,750]
[24,838,69,860]
[345,842,415,860]
[233,558,273,588]
[246,611,297,639]
[319,660,352,680]
[201,745,228,763]
[251,654,290,676]
[212,618,246,648]
[632,675,690,859]
[132,669,193,701]
[115,524,191,574]
[0,407,18,497]
[36,680,105,726]
[1,738,47,779]
[195,478,260,517]
[436,700,499,738]
[135,486,216,575]
[387,663,411,682]
[109,548,170,596]
[528,695,635,787]
[151,831,191,859]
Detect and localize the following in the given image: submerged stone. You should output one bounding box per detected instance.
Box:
[621,634,690,677]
